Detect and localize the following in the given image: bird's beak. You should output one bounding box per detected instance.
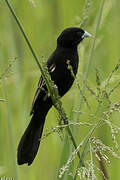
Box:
[82,31,92,39]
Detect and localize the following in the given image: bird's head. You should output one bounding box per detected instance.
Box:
[57,27,91,49]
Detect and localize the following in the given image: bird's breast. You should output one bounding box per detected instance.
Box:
[50,57,78,97]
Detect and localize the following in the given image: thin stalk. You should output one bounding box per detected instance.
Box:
[4,0,51,97]
[4,0,82,162]
[56,104,74,180]
[74,0,105,179]
[0,61,19,179]
[73,119,102,180]
[76,0,105,122]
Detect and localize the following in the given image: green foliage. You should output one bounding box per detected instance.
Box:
[0,0,120,180]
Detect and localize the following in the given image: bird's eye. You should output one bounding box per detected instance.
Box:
[77,31,83,37]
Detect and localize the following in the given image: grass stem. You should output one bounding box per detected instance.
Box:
[5,0,82,163]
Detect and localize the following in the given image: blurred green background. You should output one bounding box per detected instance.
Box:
[0,0,120,179]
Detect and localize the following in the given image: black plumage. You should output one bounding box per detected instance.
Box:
[17,27,91,165]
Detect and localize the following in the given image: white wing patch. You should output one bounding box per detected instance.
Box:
[49,63,56,73]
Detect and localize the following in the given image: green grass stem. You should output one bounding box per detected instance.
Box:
[76,0,105,122]
[74,0,105,179]
[0,57,19,179]
[4,0,82,163]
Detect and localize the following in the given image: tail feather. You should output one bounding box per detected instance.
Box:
[17,95,53,165]
[17,115,45,165]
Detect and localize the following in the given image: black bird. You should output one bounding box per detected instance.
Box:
[17,27,91,165]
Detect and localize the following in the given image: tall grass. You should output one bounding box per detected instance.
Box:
[0,0,120,179]
[0,59,19,180]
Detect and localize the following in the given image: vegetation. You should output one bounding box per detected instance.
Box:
[0,0,120,179]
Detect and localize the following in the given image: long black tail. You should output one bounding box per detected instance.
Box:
[17,105,51,165]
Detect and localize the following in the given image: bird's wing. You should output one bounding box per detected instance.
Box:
[30,63,56,115]
[30,76,45,115]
